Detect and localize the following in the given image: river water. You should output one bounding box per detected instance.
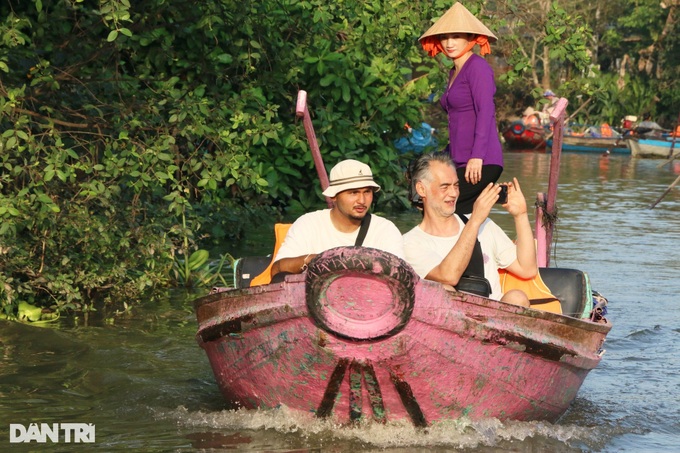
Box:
[2,151,679,452]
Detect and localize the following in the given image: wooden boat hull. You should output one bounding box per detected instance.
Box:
[548,135,629,154]
[194,247,610,426]
[502,121,547,149]
[627,138,677,158]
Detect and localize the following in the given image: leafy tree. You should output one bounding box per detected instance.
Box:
[1,0,675,319]
[0,0,442,316]
[598,0,679,124]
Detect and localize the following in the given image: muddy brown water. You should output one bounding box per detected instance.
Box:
[2,151,679,452]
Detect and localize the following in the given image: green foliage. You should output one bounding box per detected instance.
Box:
[0,0,440,315]
[1,0,677,319]
[172,250,235,288]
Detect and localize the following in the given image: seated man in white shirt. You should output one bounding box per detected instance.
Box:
[271,159,404,278]
[402,153,537,306]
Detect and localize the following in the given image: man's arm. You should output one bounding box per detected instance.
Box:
[425,184,499,285]
[271,254,316,276]
[504,178,538,279]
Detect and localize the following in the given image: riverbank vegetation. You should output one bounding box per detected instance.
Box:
[1,0,678,319]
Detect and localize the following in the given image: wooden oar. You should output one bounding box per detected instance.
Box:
[649,173,680,209]
[656,111,680,168]
[296,90,333,208]
[657,150,680,168]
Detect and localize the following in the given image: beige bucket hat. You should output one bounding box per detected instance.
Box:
[322,159,381,198]
[419,2,498,42]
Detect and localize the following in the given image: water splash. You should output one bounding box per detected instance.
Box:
[162,405,603,451]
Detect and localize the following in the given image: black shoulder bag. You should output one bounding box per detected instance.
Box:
[454,214,492,297]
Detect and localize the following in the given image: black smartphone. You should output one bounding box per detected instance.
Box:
[496,185,508,204]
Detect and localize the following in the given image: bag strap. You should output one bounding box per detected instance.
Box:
[457,214,485,278]
[354,213,372,247]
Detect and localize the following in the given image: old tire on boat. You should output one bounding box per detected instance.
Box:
[512,121,525,135]
[305,246,418,340]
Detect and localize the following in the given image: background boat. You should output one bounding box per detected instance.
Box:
[546,123,628,154]
[547,134,630,154]
[502,120,548,149]
[627,136,679,158]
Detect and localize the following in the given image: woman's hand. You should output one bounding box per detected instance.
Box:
[465,158,483,184]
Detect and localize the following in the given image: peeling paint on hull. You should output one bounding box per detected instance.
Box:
[194,248,610,426]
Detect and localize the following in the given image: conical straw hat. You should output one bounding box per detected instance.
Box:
[419,2,497,43]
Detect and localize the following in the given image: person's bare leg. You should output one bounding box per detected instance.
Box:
[501,289,530,307]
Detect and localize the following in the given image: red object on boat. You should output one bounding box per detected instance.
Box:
[502,120,548,149]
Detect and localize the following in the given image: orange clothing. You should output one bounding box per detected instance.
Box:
[523,114,540,127]
[421,34,491,58]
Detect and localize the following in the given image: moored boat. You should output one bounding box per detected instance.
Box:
[547,124,629,154]
[502,120,548,150]
[547,135,629,154]
[627,137,679,158]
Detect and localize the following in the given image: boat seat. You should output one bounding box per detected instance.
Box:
[538,268,590,318]
[233,256,271,289]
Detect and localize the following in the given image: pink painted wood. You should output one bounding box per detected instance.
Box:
[295,90,333,208]
[195,247,610,426]
[535,97,568,268]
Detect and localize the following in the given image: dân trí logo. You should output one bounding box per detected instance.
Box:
[9,423,95,443]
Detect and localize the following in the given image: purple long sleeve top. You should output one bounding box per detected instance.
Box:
[440,54,503,169]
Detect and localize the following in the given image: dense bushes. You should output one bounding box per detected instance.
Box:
[0,0,446,316]
[2,0,675,318]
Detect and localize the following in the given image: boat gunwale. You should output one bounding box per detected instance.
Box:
[195,276,610,331]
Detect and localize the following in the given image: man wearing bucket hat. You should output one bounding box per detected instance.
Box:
[271,159,404,278]
[419,2,503,216]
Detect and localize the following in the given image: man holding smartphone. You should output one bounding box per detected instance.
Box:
[403,153,537,306]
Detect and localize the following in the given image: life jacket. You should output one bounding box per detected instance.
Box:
[600,123,613,137]
[498,269,562,314]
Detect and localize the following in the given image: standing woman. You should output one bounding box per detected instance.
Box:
[419,2,502,215]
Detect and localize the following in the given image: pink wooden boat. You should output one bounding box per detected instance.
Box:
[194,246,610,425]
[193,94,611,426]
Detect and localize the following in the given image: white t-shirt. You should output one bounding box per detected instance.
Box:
[274,209,405,261]
[402,217,517,300]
